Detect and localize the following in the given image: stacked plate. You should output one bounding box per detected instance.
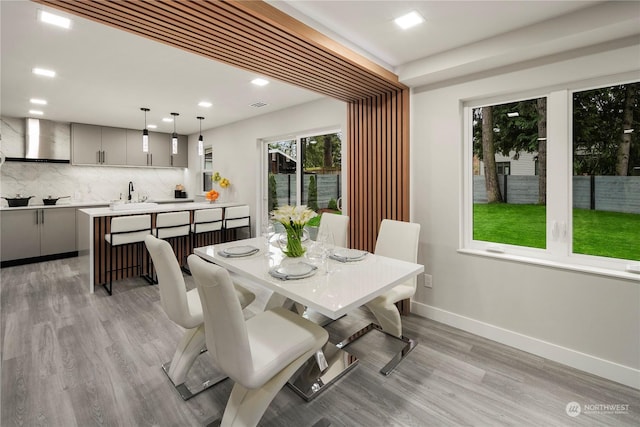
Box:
[329,248,368,262]
[269,262,318,280]
[218,245,259,258]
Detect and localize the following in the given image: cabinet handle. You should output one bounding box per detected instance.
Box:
[97,151,101,164]
[35,210,39,225]
[102,150,106,164]
[150,153,153,166]
[41,209,45,224]
[171,155,173,166]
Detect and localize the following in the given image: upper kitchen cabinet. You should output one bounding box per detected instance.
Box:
[126,129,187,168]
[171,135,188,168]
[72,123,127,165]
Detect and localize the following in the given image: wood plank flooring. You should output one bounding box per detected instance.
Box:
[2,257,639,426]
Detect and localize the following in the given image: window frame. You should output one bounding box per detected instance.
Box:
[460,74,640,281]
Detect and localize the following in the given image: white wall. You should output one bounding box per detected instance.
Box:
[186,97,347,233]
[410,44,640,388]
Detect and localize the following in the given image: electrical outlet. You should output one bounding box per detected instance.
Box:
[423,273,433,288]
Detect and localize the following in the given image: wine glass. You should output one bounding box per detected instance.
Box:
[261,221,275,254]
[316,229,335,272]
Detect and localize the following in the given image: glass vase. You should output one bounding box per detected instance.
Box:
[279,226,307,257]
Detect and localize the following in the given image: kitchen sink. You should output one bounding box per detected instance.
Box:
[109,202,158,211]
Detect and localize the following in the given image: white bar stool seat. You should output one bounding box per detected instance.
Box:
[153,211,191,276]
[223,205,251,241]
[103,214,151,295]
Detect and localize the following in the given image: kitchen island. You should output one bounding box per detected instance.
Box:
[78,201,246,293]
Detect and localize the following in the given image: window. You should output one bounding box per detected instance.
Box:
[201,146,214,192]
[464,78,640,278]
[572,83,640,261]
[471,97,547,250]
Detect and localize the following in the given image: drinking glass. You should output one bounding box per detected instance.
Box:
[316,229,335,273]
[261,221,275,254]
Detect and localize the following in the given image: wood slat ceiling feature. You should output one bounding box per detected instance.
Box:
[33,0,407,103]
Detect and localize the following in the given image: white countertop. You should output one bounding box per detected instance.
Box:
[0,198,194,211]
[78,201,243,217]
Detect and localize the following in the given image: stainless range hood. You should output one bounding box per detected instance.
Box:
[25,118,70,163]
[5,118,71,163]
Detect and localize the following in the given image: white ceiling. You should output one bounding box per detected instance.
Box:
[1,0,635,136]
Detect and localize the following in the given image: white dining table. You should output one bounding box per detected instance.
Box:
[193,236,424,400]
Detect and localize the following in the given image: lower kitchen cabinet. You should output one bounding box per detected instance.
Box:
[1,208,77,264]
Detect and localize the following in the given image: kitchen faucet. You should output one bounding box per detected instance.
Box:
[128,181,134,201]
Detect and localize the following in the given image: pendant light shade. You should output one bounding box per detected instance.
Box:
[197,116,204,156]
[141,107,150,152]
[170,112,179,155]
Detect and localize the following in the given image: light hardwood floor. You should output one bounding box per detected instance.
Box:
[1,256,639,426]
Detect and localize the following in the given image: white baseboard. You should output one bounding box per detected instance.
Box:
[411,301,640,390]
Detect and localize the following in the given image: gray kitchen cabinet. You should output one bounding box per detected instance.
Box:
[126,129,186,167]
[100,127,127,165]
[0,208,76,262]
[170,135,188,168]
[72,123,126,165]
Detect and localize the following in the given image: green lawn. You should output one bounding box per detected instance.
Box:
[473,204,640,261]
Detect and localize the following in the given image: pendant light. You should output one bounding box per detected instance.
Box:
[170,112,179,154]
[141,107,150,152]
[197,116,204,156]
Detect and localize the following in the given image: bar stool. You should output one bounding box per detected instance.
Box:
[153,211,191,277]
[103,214,151,295]
[222,205,251,241]
[191,208,223,248]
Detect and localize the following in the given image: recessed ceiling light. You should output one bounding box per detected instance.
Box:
[38,10,71,29]
[507,112,519,118]
[162,118,173,123]
[251,78,269,87]
[147,124,157,129]
[29,110,44,116]
[30,98,47,105]
[198,101,212,108]
[394,11,424,30]
[32,67,56,78]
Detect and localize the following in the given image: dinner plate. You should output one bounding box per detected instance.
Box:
[330,248,367,262]
[219,245,259,257]
[269,262,317,280]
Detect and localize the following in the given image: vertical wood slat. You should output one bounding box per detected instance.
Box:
[347,89,410,253]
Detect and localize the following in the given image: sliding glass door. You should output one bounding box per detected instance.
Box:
[261,130,342,229]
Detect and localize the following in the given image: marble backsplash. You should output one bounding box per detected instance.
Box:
[0,161,189,205]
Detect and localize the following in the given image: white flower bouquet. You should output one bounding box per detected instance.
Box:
[271,205,317,257]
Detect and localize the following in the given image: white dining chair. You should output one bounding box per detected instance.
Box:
[145,235,255,400]
[337,219,420,376]
[317,212,349,247]
[103,214,151,295]
[188,254,328,427]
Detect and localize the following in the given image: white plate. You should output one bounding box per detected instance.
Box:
[269,262,317,280]
[220,245,259,257]
[332,248,367,261]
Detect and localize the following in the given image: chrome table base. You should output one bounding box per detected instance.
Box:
[336,322,417,376]
[287,341,358,401]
